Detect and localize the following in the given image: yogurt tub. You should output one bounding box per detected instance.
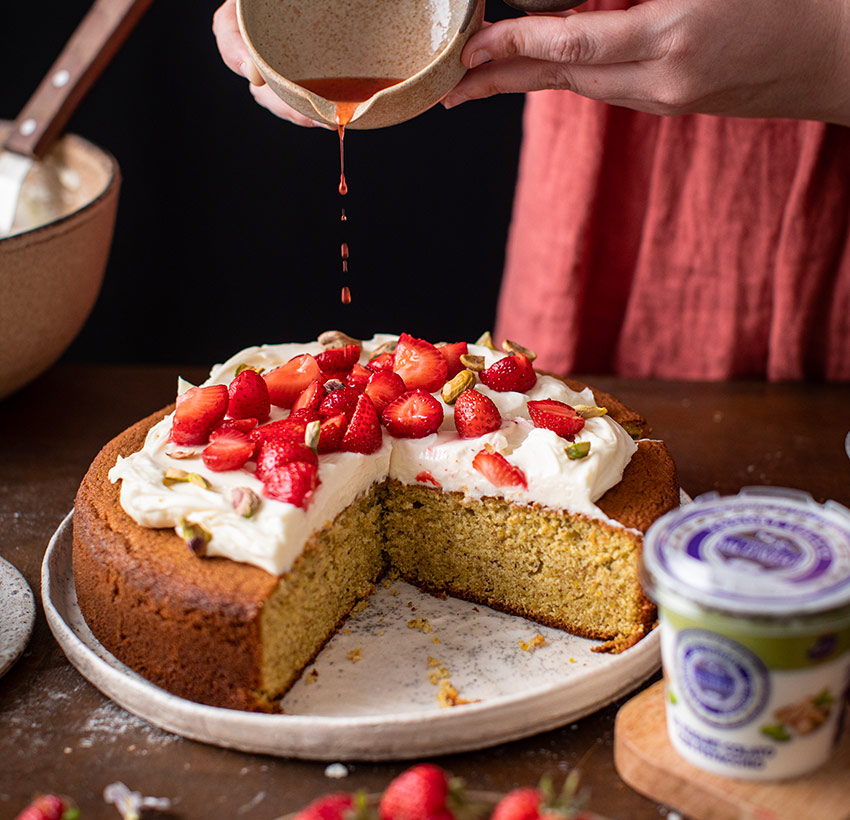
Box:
[640,487,850,780]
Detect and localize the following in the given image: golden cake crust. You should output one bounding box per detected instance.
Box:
[73,380,678,710]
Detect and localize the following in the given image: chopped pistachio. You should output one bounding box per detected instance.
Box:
[475,331,497,350]
[501,339,537,361]
[231,487,261,518]
[441,370,476,404]
[573,405,608,419]
[565,441,591,460]
[372,338,397,356]
[177,517,212,556]
[163,468,212,489]
[234,362,264,376]
[318,330,362,349]
[304,419,321,452]
[164,445,199,460]
[458,353,485,372]
[323,379,346,392]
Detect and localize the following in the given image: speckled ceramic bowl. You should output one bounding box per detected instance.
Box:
[236,0,485,129]
[0,124,119,400]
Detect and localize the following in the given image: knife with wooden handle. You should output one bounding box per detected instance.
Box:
[0,0,154,237]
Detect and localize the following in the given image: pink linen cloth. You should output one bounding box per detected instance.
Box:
[495,77,850,380]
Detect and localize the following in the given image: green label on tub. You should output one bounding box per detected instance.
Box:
[661,608,850,670]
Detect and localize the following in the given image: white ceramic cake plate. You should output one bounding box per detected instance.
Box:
[43,510,661,761]
[0,555,36,679]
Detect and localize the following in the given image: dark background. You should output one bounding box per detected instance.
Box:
[2,1,526,367]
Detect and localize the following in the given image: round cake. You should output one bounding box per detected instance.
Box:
[73,331,680,711]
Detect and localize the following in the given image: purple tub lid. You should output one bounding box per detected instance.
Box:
[642,487,850,615]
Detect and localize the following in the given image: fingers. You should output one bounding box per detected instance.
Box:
[212,0,265,86]
[461,6,665,69]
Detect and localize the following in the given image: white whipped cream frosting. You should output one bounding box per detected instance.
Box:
[109,335,638,575]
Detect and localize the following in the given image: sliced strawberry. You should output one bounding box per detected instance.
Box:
[439,341,469,380]
[368,351,395,372]
[291,379,326,415]
[381,389,444,439]
[472,450,527,489]
[340,393,383,454]
[315,344,361,377]
[479,353,537,393]
[263,461,320,508]
[170,384,229,445]
[255,438,318,482]
[393,333,448,393]
[345,363,372,393]
[212,417,258,436]
[251,417,309,447]
[527,399,586,439]
[453,389,502,438]
[317,412,348,454]
[227,368,271,421]
[363,370,406,415]
[264,354,323,408]
[319,386,361,422]
[202,429,255,472]
[416,470,441,487]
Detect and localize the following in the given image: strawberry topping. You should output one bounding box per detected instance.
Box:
[255,438,318,482]
[472,450,528,489]
[251,417,309,447]
[202,429,255,472]
[170,384,229,445]
[319,385,362,422]
[392,333,448,393]
[381,389,444,439]
[453,389,502,438]
[345,363,372,393]
[367,351,395,372]
[227,368,271,421]
[527,399,586,439]
[340,393,383,454]
[293,793,355,820]
[363,370,406,415]
[479,353,537,393]
[291,379,326,415]
[262,460,320,508]
[315,344,361,377]
[415,470,441,487]
[317,412,348,454]
[264,354,323,408]
[439,341,469,380]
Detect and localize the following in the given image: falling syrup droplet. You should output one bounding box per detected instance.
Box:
[341,286,351,304]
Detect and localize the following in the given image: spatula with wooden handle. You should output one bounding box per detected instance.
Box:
[0,0,154,237]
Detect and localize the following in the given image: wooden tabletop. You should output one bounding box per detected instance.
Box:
[2,363,849,820]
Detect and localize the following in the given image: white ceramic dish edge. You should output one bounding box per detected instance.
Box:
[43,509,661,761]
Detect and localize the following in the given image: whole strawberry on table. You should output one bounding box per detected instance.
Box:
[292,764,595,820]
